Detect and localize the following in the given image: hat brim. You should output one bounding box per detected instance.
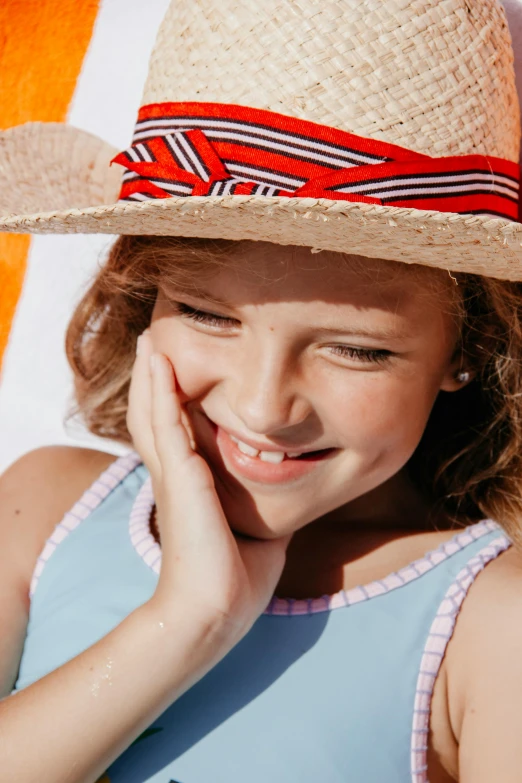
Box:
[2,122,522,281]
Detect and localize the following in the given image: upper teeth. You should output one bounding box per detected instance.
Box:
[229,435,303,461]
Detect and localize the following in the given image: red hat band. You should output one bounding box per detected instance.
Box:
[112,102,520,221]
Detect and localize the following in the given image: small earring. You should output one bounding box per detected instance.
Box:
[457,370,471,383]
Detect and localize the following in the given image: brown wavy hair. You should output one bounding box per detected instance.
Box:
[65,235,522,547]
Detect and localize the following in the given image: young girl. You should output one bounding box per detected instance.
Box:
[2,0,522,781]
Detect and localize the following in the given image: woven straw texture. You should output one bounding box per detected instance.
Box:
[1,0,522,280]
[144,0,519,160]
[0,123,120,216]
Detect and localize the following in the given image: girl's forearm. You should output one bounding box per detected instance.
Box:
[0,599,235,783]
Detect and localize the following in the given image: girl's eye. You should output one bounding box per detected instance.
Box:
[327,345,392,365]
[173,302,391,364]
[174,302,239,328]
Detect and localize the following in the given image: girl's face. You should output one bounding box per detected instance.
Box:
[150,242,464,539]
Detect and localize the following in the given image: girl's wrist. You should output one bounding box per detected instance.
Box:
[140,594,247,674]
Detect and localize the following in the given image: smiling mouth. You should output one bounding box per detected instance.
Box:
[227,432,335,462]
[289,448,335,460]
[201,415,336,460]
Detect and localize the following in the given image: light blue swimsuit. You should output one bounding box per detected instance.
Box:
[14,452,511,783]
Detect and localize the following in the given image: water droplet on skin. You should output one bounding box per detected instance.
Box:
[158,621,165,629]
[89,657,115,695]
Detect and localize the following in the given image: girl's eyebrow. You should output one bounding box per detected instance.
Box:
[165,287,412,340]
[313,325,412,340]
[161,284,232,308]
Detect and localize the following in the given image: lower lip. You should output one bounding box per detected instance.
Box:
[214,424,336,485]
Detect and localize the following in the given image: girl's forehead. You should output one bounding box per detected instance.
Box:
[180,242,454,313]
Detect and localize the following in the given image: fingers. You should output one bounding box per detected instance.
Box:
[127,330,160,477]
[128,330,216,517]
[149,352,196,468]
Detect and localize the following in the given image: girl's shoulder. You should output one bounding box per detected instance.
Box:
[440,542,522,778]
[0,445,117,595]
[0,445,116,695]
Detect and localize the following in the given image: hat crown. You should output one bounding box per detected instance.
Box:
[142,0,520,162]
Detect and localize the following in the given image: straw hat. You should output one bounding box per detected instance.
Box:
[1,0,522,280]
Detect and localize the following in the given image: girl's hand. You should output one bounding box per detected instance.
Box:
[126,330,291,641]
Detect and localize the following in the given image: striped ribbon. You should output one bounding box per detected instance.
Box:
[112,102,520,220]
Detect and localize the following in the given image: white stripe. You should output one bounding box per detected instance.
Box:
[490,174,519,191]
[197,129,360,169]
[0,0,170,470]
[225,162,303,189]
[176,132,210,181]
[67,0,170,147]
[133,117,380,167]
[209,181,222,196]
[164,134,194,174]
[337,173,518,198]
[341,182,518,200]
[211,179,235,196]
[149,179,193,195]
[122,169,140,181]
[338,172,518,192]
[136,143,153,162]
[127,146,140,163]
[126,192,151,201]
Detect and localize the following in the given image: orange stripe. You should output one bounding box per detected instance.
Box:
[0,235,31,370]
[0,0,100,375]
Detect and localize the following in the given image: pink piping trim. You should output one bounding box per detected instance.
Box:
[128,476,161,573]
[29,451,142,599]
[128,475,504,616]
[410,532,512,782]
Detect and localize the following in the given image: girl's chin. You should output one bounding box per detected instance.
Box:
[226,509,297,540]
[216,492,300,540]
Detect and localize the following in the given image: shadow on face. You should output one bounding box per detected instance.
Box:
[149,241,464,540]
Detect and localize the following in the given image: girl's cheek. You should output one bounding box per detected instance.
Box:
[331,374,436,446]
[152,318,439,449]
[165,338,226,401]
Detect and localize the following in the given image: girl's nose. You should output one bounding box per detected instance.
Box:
[230,347,312,436]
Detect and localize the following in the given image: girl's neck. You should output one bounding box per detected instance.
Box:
[274,473,461,599]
